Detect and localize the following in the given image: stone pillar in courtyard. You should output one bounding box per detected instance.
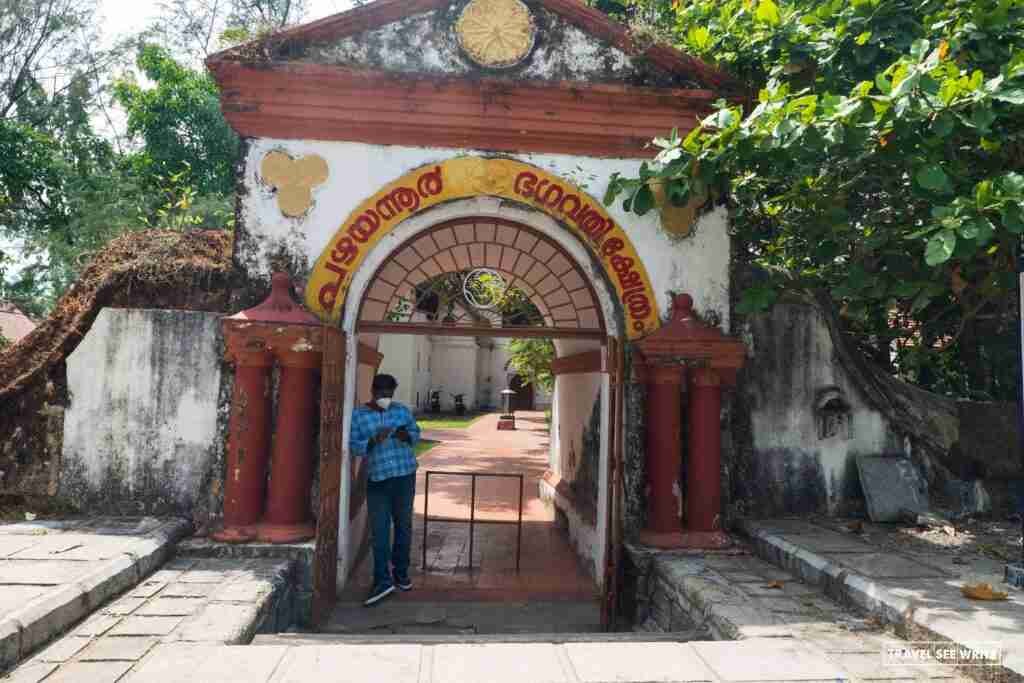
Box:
[636,294,745,549]
[212,273,324,544]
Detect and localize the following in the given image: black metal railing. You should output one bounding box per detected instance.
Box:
[421,470,524,573]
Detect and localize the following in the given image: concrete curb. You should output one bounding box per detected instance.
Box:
[0,518,191,674]
[739,519,1023,682]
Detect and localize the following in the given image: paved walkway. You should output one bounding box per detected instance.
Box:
[4,556,294,682]
[0,517,190,673]
[85,638,986,682]
[742,518,1024,679]
[344,412,594,602]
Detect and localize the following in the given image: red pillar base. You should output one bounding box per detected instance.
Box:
[497,416,516,430]
[210,525,258,544]
[255,521,316,544]
[638,529,733,550]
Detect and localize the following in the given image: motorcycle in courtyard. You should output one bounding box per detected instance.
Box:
[429,389,442,413]
[451,393,466,416]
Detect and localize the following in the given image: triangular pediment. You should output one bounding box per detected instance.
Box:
[211,0,735,92]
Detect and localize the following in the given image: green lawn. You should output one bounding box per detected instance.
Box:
[415,439,439,457]
[415,412,489,430]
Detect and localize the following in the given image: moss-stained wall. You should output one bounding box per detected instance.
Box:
[61,309,226,518]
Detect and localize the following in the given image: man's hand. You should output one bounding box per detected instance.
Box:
[371,427,392,446]
[394,427,411,444]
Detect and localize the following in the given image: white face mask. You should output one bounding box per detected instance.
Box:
[375,397,392,410]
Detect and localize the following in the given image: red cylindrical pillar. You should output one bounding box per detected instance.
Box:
[212,351,273,543]
[639,364,685,544]
[684,367,730,548]
[257,350,320,543]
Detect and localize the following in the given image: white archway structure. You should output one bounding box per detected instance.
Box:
[335,195,625,588]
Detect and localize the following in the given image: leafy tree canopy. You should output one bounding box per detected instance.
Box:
[605,0,1024,399]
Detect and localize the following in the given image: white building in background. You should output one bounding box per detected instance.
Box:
[376,334,551,414]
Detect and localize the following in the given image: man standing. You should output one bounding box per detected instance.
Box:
[349,374,421,606]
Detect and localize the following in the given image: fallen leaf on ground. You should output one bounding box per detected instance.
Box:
[961,583,1009,601]
[765,580,784,589]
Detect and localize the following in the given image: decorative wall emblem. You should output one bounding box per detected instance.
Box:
[455,0,536,69]
[260,151,329,218]
[304,156,662,340]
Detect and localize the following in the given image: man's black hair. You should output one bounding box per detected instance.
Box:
[372,374,398,391]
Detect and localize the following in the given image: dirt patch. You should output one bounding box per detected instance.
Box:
[0,230,236,498]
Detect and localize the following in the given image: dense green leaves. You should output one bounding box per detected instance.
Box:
[605,0,1024,399]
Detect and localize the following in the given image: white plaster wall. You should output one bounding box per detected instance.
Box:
[429,336,479,411]
[61,309,222,514]
[240,139,732,331]
[377,334,417,407]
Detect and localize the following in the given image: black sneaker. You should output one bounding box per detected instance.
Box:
[394,574,412,591]
[363,583,395,607]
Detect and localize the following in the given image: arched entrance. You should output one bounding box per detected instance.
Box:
[306,157,659,627]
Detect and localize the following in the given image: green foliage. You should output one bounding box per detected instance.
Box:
[605,0,1024,399]
[506,339,555,393]
[113,45,239,197]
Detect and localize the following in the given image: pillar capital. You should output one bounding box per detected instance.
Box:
[274,349,322,370]
[690,367,721,388]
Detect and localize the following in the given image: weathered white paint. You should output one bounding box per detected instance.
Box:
[746,303,904,513]
[239,139,732,332]
[304,6,679,87]
[428,336,479,409]
[61,309,223,514]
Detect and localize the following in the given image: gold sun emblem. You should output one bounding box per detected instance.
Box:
[455,0,536,68]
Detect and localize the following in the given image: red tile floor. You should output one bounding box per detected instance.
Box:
[341,412,597,602]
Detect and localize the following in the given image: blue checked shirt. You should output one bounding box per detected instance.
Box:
[349,402,421,482]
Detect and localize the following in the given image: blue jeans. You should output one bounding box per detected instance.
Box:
[366,473,416,589]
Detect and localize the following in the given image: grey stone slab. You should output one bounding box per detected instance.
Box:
[129,580,167,599]
[0,521,82,535]
[161,582,220,598]
[826,553,947,579]
[0,618,18,673]
[885,578,1024,612]
[108,616,185,637]
[0,586,49,615]
[15,583,90,657]
[693,639,847,681]
[856,455,928,522]
[4,661,58,683]
[78,636,158,661]
[271,644,421,682]
[160,558,198,572]
[170,603,261,644]
[7,534,125,561]
[734,581,818,598]
[45,659,134,682]
[0,559,94,585]
[566,642,715,682]
[73,612,122,637]
[135,597,207,617]
[432,643,570,683]
[76,517,163,536]
[102,597,147,616]
[30,635,91,663]
[742,519,822,536]
[0,537,42,559]
[826,652,935,681]
[777,532,875,554]
[211,580,272,603]
[126,643,287,683]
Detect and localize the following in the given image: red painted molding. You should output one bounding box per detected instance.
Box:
[209,61,712,158]
[357,341,383,368]
[206,0,739,93]
[550,349,604,376]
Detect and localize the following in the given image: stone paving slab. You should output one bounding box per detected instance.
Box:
[742,518,1024,680]
[2,554,294,681]
[0,518,190,674]
[95,641,981,682]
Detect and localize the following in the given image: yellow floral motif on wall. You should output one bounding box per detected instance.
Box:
[455,0,536,68]
[260,151,329,218]
[305,156,662,340]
